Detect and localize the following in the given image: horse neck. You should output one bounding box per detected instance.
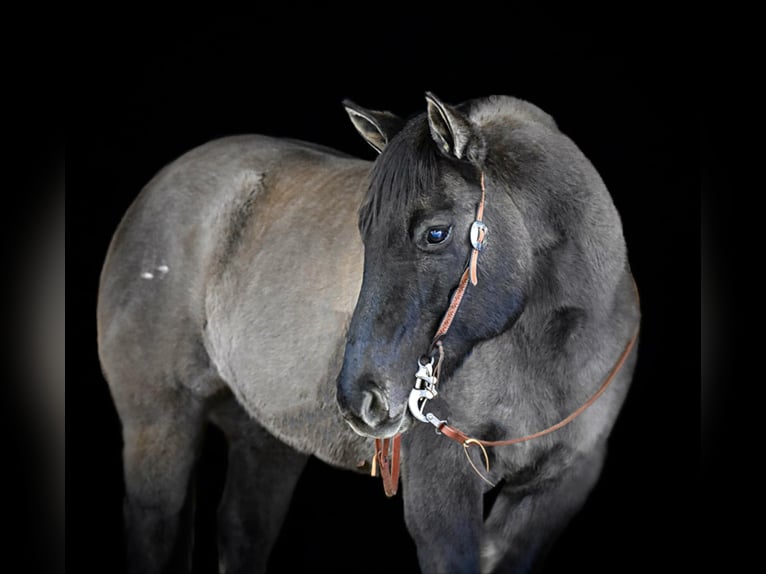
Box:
[512,237,632,365]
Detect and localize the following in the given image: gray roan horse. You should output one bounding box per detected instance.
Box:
[97,94,640,573]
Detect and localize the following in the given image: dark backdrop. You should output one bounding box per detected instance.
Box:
[70,11,700,573]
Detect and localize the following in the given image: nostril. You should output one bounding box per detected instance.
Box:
[359,384,390,427]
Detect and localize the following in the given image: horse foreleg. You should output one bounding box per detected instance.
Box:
[120,389,205,574]
[480,446,605,574]
[210,398,308,574]
[401,428,486,574]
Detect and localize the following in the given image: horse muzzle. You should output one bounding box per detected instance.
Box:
[336,377,411,438]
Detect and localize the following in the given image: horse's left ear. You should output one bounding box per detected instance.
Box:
[425,92,481,162]
[343,100,404,154]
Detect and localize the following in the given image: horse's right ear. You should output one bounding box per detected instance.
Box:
[343,100,403,154]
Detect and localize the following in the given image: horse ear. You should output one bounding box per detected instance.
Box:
[343,100,403,154]
[425,92,475,161]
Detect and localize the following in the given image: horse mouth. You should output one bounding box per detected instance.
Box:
[341,407,412,439]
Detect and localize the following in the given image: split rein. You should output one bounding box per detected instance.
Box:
[371,172,639,496]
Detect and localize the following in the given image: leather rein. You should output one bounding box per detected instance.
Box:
[372,172,639,496]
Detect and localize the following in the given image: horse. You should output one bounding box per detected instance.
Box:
[97,93,639,573]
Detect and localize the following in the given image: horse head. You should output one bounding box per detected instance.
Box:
[336,94,553,438]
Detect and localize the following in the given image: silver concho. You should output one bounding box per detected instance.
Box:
[470,220,488,251]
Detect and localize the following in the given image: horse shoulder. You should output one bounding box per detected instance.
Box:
[200,144,372,465]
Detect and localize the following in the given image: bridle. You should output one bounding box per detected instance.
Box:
[372,171,639,496]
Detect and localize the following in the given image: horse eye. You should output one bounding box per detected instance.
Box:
[426,226,451,244]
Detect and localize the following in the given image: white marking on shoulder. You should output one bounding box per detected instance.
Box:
[140,271,154,280]
[157,264,169,274]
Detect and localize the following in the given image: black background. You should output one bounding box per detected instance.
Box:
[69,10,700,573]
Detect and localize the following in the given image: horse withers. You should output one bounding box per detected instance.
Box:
[97,94,639,573]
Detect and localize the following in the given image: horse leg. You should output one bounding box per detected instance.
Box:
[120,387,205,574]
[401,429,486,573]
[480,446,605,574]
[209,396,309,574]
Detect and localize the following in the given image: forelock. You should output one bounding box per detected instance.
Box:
[358,117,440,237]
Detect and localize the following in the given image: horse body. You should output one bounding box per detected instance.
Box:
[98,136,374,572]
[336,95,639,572]
[98,96,639,574]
